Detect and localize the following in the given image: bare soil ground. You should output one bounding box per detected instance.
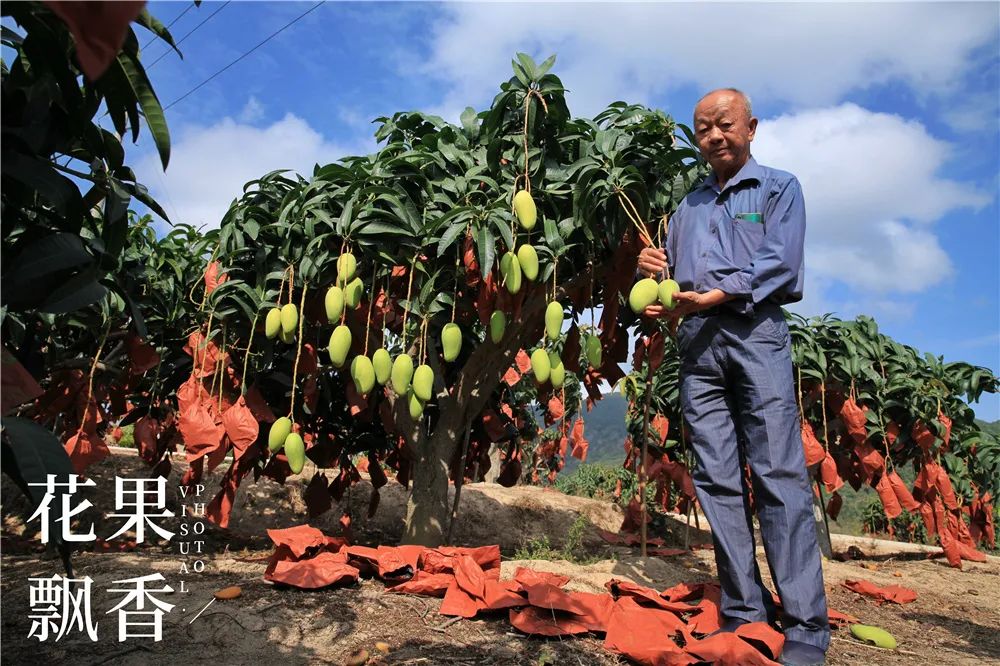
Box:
[2,450,998,665]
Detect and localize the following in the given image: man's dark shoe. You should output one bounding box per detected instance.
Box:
[779,640,826,666]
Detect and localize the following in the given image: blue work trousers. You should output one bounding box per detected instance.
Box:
[676,303,830,650]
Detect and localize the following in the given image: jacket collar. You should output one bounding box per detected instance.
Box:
[699,155,763,194]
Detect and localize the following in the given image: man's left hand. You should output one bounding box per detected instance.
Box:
[643,289,730,320]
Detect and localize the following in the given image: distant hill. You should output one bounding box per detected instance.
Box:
[976,419,1000,437]
[563,392,628,473]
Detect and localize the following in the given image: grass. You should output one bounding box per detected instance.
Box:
[514,514,609,565]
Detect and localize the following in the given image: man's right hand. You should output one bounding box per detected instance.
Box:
[637,248,668,278]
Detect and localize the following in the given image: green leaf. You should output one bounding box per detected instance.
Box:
[40,268,108,314]
[476,225,496,280]
[117,53,171,169]
[1,417,77,550]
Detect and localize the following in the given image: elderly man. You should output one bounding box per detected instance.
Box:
[639,88,829,666]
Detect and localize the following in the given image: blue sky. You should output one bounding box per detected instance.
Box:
[106,1,1000,418]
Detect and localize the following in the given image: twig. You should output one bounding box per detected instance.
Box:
[87,643,152,665]
[432,616,463,633]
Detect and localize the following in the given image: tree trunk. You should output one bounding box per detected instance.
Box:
[400,266,602,547]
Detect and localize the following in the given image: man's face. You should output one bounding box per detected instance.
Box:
[693,92,758,179]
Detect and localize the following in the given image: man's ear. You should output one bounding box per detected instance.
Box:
[747,116,758,141]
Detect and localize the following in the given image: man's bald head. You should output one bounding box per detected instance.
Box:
[696,88,752,121]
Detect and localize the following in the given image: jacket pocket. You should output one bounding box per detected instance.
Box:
[730,216,765,267]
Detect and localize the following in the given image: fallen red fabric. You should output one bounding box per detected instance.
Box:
[842,579,917,604]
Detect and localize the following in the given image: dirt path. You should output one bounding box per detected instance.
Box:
[2,451,998,665]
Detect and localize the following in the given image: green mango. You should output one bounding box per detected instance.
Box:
[513,190,537,230]
[545,301,563,341]
[549,351,565,388]
[265,307,282,339]
[658,278,680,309]
[490,310,506,344]
[372,348,392,385]
[268,417,292,452]
[628,278,659,314]
[325,286,345,322]
[280,303,298,334]
[850,625,896,650]
[328,325,352,368]
[530,348,551,383]
[336,253,357,286]
[500,252,522,294]
[408,389,425,419]
[391,354,414,395]
[351,355,376,395]
[280,328,295,344]
[344,277,364,308]
[516,244,539,281]
[586,334,603,368]
[284,432,305,474]
[442,323,462,362]
[413,364,434,402]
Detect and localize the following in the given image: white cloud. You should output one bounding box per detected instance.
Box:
[137,111,373,230]
[752,104,991,297]
[418,3,998,118]
[238,96,265,124]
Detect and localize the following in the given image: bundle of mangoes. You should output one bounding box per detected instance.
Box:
[629,276,680,313]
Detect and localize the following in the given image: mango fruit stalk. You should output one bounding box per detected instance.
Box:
[628,278,659,314]
[545,301,563,341]
[328,325,352,368]
[513,190,537,230]
[442,323,462,362]
[265,307,282,339]
[516,244,539,281]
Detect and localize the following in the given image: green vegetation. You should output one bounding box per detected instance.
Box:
[514,514,607,564]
